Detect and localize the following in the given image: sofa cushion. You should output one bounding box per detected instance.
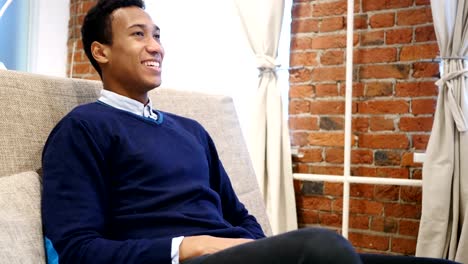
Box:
[0,171,45,263]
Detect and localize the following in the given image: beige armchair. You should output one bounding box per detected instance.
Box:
[0,69,271,263]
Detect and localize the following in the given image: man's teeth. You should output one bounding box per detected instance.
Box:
[143,61,160,67]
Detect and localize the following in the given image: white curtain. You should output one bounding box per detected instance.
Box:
[416,1,468,262]
[234,0,297,234]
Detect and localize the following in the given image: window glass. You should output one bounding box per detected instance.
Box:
[0,0,30,71]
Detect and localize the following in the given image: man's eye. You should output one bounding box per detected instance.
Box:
[133,31,144,37]
[153,34,160,40]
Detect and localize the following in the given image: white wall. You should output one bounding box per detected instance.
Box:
[28,0,69,77]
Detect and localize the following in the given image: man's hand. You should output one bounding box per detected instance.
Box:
[179,235,254,261]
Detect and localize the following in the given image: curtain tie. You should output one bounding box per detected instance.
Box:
[435,68,468,132]
[256,55,280,75]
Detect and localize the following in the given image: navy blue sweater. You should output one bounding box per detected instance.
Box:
[41,102,265,264]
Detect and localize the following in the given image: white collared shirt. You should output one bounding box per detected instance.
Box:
[97,89,184,263]
[98,89,159,121]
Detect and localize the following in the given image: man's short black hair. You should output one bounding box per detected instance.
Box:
[81,0,145,78]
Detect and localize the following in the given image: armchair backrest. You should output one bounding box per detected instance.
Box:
[0,70,271,235]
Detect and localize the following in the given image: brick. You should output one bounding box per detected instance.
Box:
[352,166,377,177]
[397,7,433,26]
[412,134,430,150]
[400,44,440,61]
[412,169,422,179]
[289,85,314,98]
[413,62,439,78]
[412,98,436,115]
[386,28,413,44]
[352,117,370,132]
[399,117,433,131]
[352,149,373,164]
[385,203,421,219]
[349,232,390,251]
[324,182,343,196]
[371,217,398,233]
[391,237,417,255]
[290,52,318,67]
[375,185,400,201]
[297,209,319,224]
[312,34,347,49]
[315,84,339,97]
[357,100,409,114]
[376,167,409,179]
[359,134,409,149]
[291,19,319,33]
[350,215,370,230]
[302,181,324,195]
[415,0,430,4]
[349,83,365,97]
[320,17,345,32]
[293,163,310,173]
[350,184,374,199]
[289,116,319,130]
[313,0,347,17]
[370,116,395,131]
[292,3,312,18]
[289,100,310,114]
[361,31,385,46]
[289,68,312,83]
[395,81,438,97]
[310,166,344,175]
[415,25,436,42]
[293,148,323,163]
[359,64,410,79]
[335,198,384,215]
[310,101,345,114]
[311,67,346,81]
[320,212,342,227]
[291,132,309,146]
[399,219,420,236]
[297,196,333,211]
[354,48,397,64]
[365,82,393,97]
[290,36,312,50]
[354,14,369,30]
[325,148,343,163]
[370,12,395,28]
[401,186,422,203]
[308,132,345,147]
[401,152,422,167]
[321,50,345,65]
[375,150,401,166]
[73,63,92,74]
[362,0,412,12]
[294,180,302,193]
[320,117,344,130]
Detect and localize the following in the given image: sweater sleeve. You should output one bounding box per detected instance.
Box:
[41,116,172,264]
[204,132,266,239]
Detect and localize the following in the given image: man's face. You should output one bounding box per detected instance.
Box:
[104,6,164,94]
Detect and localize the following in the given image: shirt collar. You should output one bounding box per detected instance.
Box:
[98,89,158,121]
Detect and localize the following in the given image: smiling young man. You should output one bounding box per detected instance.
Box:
[41,0,362,263]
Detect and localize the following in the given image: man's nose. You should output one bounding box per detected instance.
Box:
[146,38,163,54]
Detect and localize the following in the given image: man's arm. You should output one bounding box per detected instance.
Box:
[204,133,266,239]
[42,116,173,263]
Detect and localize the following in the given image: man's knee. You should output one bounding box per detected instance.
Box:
[285,228,361,263]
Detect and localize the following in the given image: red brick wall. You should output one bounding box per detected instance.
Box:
[290,0,438,255]
[68,0,99,80]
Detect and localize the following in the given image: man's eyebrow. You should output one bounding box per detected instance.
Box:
[128,24,160,32]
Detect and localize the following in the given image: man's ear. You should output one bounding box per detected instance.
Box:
[91,41,110,64]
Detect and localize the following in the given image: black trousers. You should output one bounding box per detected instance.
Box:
[181,228,461,264]
[182,228,363,264]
